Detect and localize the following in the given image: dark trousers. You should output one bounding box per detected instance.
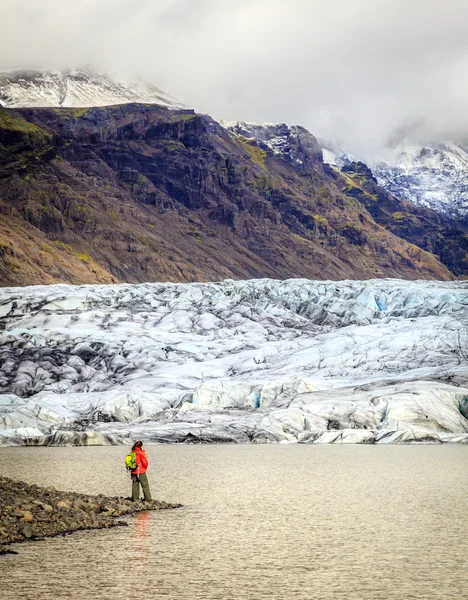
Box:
[131,473,152,502]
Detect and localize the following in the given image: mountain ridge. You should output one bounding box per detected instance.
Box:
[2,70,467,223]
[0,69,466,285]
[0,102,454,286]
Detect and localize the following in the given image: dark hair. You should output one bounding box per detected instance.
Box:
[132,440,143,451]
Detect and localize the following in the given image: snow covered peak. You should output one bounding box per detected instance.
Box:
[371,142,468,219]
[318,137,468,220]
[0,68,184,109]
[221,120,322,166]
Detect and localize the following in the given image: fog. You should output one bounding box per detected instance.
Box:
[1,0,467,157]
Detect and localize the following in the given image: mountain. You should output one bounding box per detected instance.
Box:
[1,278,467,445]
[0,102,453,286]
[0,68,183,109]
[373,142,468,221]
[220,120,323,167]
[224,122,468,278]
[320,139,468,221]
[337,161,468,277]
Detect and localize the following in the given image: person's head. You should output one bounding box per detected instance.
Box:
[132,440,143,451]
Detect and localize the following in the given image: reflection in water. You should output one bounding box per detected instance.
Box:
[133,511,151,563]
[134,511,151,540]
[0,445,467,600]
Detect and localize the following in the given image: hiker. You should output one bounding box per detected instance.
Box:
[129,441,152,502]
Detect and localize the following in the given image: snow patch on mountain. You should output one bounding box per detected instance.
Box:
[0,68,184,109]
[221,120,322,166]
[318,139,355,167]
[0,279,467,446]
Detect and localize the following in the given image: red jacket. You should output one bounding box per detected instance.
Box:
[132,448,149,475]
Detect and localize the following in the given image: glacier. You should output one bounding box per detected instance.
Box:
[0,279,467,446]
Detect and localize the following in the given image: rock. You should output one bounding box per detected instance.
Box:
[19,511,34,523]
[34,511,50,522]
[0,548,18,555]
[56,500,71,510]
[88,511,98,526]
[73,499,93,512]
[33,500,53,512]
[20,524,33,538]
[222,121,323,168]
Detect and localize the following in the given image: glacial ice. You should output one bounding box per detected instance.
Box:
[0,278,467,445]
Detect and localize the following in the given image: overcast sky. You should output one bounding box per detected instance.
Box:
[1,0,467,157]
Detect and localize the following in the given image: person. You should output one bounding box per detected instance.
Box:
[130,441,152,502]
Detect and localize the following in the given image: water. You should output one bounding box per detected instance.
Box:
[0,445,467,600]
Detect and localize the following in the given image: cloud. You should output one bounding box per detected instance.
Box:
[1,0,467,157]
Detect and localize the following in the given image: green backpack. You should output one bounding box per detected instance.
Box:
[125,451,137,472]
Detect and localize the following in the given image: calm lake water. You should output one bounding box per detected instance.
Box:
[0,445,467,600]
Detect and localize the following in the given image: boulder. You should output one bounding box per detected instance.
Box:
[19,511,34,523]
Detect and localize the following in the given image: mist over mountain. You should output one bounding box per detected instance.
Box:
[1,0,468,157]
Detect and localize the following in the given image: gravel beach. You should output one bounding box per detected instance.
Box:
[0,476,181,555]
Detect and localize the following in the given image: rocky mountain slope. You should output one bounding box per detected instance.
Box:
[336,162,468,277]
[0,69,182,109]
[1,279,467,445]
[0,103,454,286]
[224,122,468,278]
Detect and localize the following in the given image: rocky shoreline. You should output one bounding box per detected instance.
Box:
[0,476,181,555]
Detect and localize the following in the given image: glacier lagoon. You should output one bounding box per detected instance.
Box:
[1,444,468,600]
[0,278,468,445]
